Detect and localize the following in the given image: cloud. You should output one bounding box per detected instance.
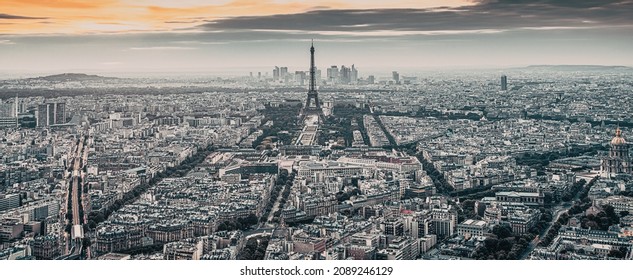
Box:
[196,2,633,37]
[473,0,632,8]
[0,13,47,20]
[250,28,506,37]
[3,0,118,9]
[171,40,229,45]
[128,46,197,50]
[3,0,631,36]
[305,6,330,11]
[164,20,203,24]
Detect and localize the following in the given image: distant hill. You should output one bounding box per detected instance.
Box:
[524,65,632,71]
[30,73,118,82]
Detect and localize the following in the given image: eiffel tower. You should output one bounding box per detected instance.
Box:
[299,40,325,122]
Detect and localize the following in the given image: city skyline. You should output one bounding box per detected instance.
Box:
[1,0,632,72]
[2,0,633,266]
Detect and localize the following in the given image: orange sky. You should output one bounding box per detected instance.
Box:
[1,0,472,34]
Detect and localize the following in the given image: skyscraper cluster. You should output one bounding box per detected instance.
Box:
[271,64,359,86]
[37,102,66,127]
[272,66,291,83]
[327,65,358,85]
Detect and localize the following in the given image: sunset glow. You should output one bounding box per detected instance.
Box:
[1,0,471,34]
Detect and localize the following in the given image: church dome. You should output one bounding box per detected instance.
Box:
[611,127,627,146]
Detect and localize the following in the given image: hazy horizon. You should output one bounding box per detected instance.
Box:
[1,0,632,72]
[2,64,632,80]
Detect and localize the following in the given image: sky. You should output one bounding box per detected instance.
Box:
[1,0,632,74]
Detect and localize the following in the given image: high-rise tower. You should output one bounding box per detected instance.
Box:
[307,41,320,107]
[301,40,324,121]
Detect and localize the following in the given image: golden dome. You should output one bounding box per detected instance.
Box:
[611,127,627,146]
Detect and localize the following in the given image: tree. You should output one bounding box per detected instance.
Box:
[483,237,498,250]
[243,214,258,226]
[498,239,513,251]
[585,220,599,230]
[336,191,351,202]
[608,246,628,259]
[604,205,617,218]
[493,224,513,239]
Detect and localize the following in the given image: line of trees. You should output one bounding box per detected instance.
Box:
[452,185,494,199]
[321,105,371,146]
[355,116,370,146]
[531,209,555,236]
[270,171,296,224]
[536,177,599,247]
[260,169,289,223]
[317,116,351,147]
[372,115,397,147]
[561,179,587,202]
[473,207,554,260]
[252,105,301,149]
[527,113,633,129]
[539,212,570,247]
[515,145,607,170]
[217,214,259,231]
[567,176,599,216]
[472,224,536,260]
[414,154,454,194]
[115,243,164,256]
[381,108,483,121]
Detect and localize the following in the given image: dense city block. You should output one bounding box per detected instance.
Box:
[1,55,633,260]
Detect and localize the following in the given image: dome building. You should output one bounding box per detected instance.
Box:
[601,127,632,178]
